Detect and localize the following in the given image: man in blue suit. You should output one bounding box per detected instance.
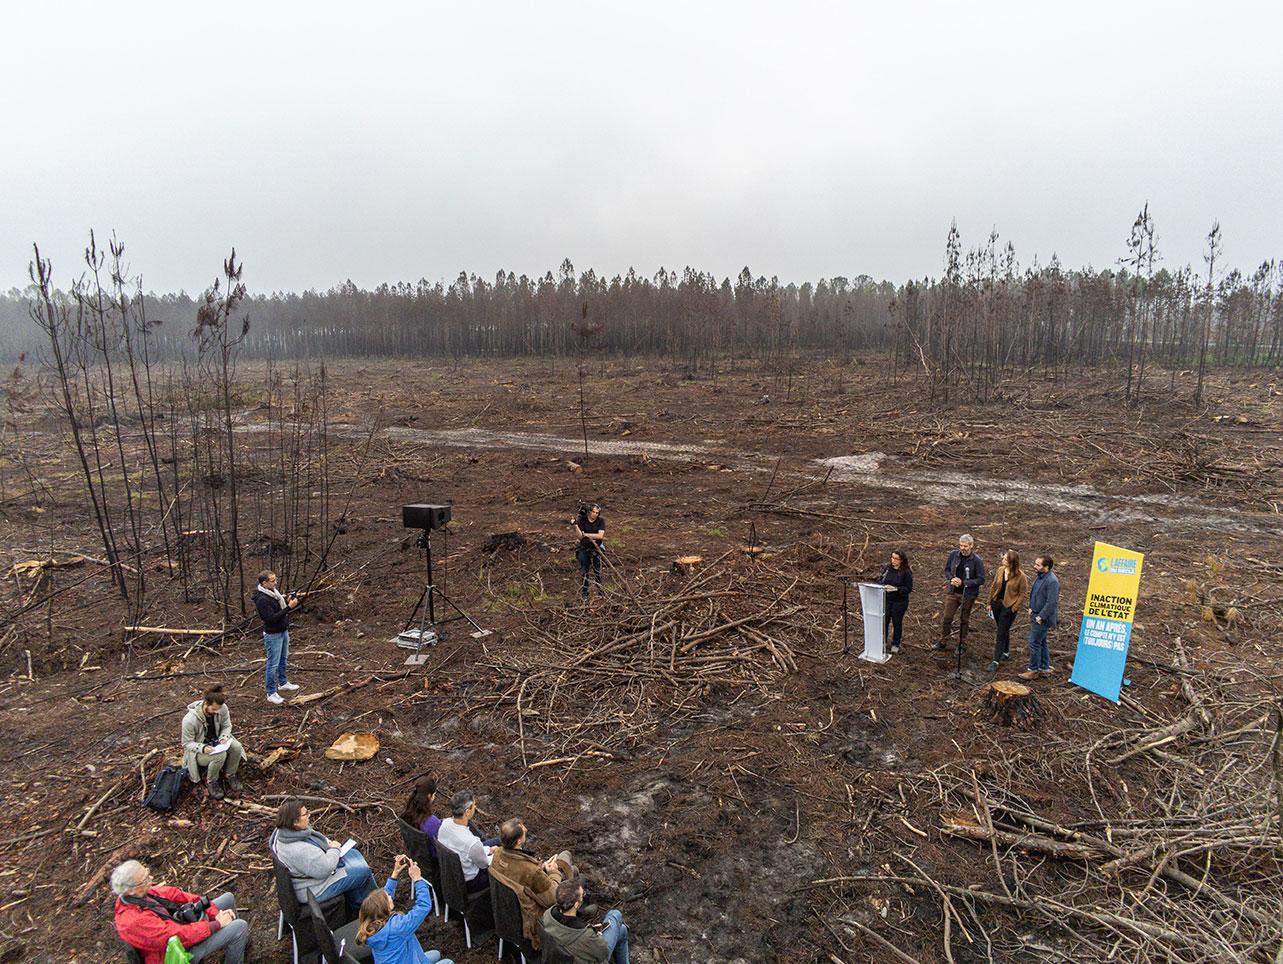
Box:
[1020,555,1060,680]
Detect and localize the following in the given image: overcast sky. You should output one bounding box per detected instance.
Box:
[3,0,1279,294]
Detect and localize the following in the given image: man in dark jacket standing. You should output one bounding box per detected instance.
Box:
[933,534,986,654]
[254,570,301,705]
[1020,555,1061,679]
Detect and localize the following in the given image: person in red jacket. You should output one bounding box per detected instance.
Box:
[112,860,249,964]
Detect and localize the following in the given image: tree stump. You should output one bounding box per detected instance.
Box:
[671,555,703,576]
[981,681,1042,729]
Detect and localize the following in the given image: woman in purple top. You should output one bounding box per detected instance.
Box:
[401,776,441,856]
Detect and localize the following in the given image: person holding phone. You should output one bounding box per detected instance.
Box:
[356,854,453,964]
[541,879,629,963]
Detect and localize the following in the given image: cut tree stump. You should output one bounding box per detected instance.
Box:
[981,680,1042,729]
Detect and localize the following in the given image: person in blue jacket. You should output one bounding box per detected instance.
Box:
[356,855,453,964]
[1019,555,1061,680]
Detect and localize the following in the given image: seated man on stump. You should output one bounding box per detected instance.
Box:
[181,684,244,800]
[490,816,576,951]
[112,859,248,964]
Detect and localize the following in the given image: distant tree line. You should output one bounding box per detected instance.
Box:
[1,212,1277,403]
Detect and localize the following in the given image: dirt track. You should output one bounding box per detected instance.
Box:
[1,358,1281,962]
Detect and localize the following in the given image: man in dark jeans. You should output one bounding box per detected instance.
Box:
[933,534,986,654]
[573,504,605,600]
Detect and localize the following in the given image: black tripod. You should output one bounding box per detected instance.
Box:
[400,528,490,661]
[953,636,967,680]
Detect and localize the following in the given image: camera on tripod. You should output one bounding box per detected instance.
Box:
[395,502,489,663]
[402,504,451,531]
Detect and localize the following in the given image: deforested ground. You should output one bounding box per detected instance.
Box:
[1,357,1281,963]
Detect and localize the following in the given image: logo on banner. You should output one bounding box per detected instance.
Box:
[1096,556,1138,575]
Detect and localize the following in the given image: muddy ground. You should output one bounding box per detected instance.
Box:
[1,358,1281,963]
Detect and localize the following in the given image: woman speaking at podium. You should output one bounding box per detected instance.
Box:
[879,550,913,653]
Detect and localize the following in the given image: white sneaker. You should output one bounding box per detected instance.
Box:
[279,682,300,691]
[267,692,286,705]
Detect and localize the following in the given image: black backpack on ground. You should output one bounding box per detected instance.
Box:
[143,765,189,811]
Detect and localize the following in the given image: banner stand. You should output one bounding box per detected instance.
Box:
[1070,542,1145,703]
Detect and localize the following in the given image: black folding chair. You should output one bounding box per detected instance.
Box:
[396,817,442,916]
[436,844,493,948]
[307,891,372,963]
[271,853,350,964]
[490,874,536,963]
[537,921,575,964]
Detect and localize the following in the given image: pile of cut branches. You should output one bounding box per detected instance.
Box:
[811,637,1283,962]
[477,550,827,769]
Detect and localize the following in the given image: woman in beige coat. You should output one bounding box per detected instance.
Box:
[986,550,1029,672]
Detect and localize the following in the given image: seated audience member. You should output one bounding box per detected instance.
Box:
[541,878,629,964]
[269,799,376,914]
[435,790,497,893]
[490,817,576,950]
[112,859,248,964]
[181,684,245,800]
[356,854,454,964]
[400,775,442,855]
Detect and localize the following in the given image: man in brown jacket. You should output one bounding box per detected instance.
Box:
[489,817,576,949]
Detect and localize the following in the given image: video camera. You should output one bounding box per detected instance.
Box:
[172,896,212,924]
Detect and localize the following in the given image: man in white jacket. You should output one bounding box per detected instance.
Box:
[436,790,499,893]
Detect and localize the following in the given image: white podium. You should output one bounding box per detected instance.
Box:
[857,582,891,663]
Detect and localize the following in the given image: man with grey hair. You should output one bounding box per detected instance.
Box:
[435,789,500,893]
[112,859,248,964]
[933,534,986,655]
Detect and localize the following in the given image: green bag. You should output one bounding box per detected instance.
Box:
[163,935,193,964]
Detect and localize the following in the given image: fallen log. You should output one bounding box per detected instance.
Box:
[124,625,223,636]
[291,675,373,706]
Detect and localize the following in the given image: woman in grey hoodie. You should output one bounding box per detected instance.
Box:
[269,799,377,913]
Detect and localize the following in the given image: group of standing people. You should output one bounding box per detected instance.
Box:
[879,533,1062,678]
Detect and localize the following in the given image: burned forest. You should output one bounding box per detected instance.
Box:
[1,223,1282,964]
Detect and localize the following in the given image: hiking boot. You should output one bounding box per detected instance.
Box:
[999,653,1010,662]
[987,660,1000,673]
[208,780,225,801]
[224,774,243,795]
[890,644,901,654]
[1039,668,1054,676]
[1017,670,1040,681]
